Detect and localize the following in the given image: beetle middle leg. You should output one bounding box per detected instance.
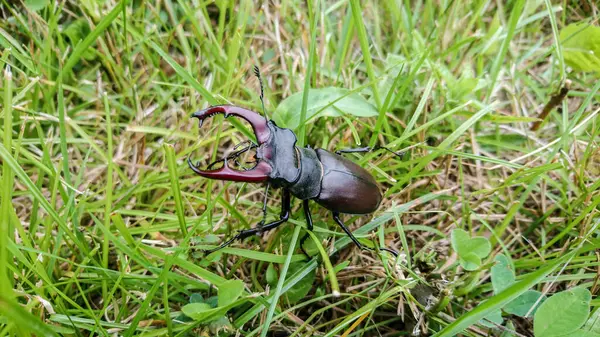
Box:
[203,190,291,255]
[299,200,313,259]
[332,212,398,257]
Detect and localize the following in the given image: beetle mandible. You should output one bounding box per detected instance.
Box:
[188,67,399,258]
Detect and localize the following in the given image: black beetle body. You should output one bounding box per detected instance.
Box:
[259,120,382,214]
[189,105,396,257]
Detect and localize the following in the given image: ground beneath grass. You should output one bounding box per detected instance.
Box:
[1,1,599,336]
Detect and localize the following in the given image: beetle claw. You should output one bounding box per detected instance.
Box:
[188,151,272,182]
[191,105,271,144]
[189,105,273,182]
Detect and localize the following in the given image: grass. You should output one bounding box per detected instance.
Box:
[0,0,599,336]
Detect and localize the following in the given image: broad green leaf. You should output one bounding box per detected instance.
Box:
[204,296,218,308]
[24,0,49,11]
[534,287,591,337]
[450,228,469,253]
[504,290,545,317]
[283,262,316,304]
[468,238,492,258]
[492,254,515,294]
[273,87,378,130]
[449,67,480,101]
[560,22,600,72]
[218,279,244,307]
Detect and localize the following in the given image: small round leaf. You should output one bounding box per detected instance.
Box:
[504,290,545,317]
[218,279,244,307]
[491,254,516,294]
[460,252,482,271]
[534,287,591,337]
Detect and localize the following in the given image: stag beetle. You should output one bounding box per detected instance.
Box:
[188,67,399,258]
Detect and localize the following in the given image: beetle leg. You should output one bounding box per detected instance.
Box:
[332,212,398,258]
[335,146,371,155]
[203,190,291,255]
[299,199,313,259]
[204,142,259,170]
[335,146,405,159]
[258,183,270,226]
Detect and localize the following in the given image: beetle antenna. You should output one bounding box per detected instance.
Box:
[253,65,269,120]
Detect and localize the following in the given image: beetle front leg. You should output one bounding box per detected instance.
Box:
[299,200,313,259]
[257,183,270,226]
[332,212,398,258]
[203,190,291,255]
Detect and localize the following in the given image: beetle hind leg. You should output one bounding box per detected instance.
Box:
[332,212,398,258]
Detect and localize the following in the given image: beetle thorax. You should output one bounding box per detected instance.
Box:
[256,122,301,187]
[256,122,323,199]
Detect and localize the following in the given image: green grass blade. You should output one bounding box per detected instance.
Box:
[486,0,525,101]
[234,189,449,327]
[102,92,114,302]
[307,230,340,296]
[261,225,301,337]
[202,247,306,263]
[56,73,71,192]
[1,64,13,296]
[0,28,36,73]
[543,0,565,83]
[350,0,381,109]
[298,0,319,147]
[387,104,495,195]
[0,292,59,337]
[63,1,125,76]
[164,144,188,236]
[324,286,403,337]
[400,76,435,139]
